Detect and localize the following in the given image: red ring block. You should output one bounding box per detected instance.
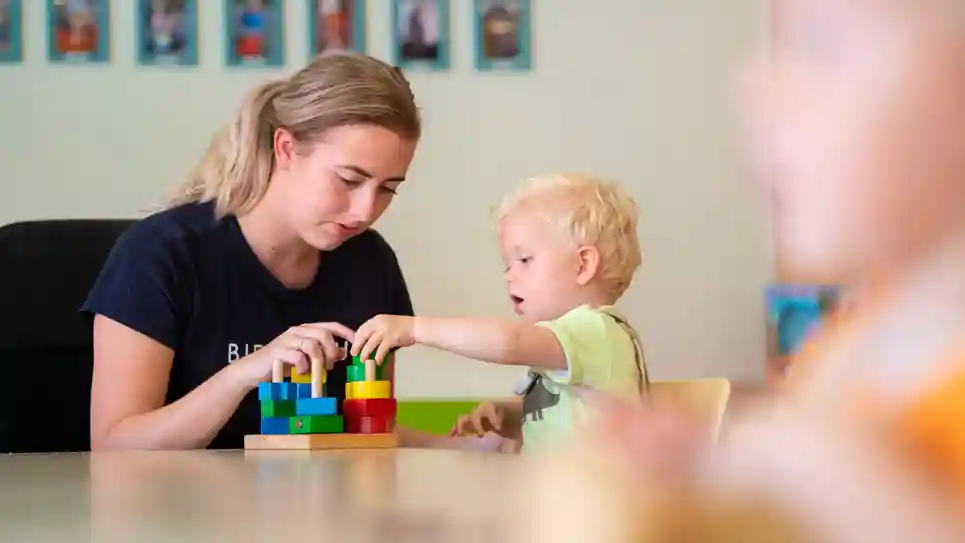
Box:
[343,398,397,419]
[346,416,396,434]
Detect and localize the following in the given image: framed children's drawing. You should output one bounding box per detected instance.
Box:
[391,0,449,71]
[473,0,531,72]
[308,0,366,56]
[47,0,110,64]
[224,0,284,68]
[136,0,198,66]
[0,0,22,64]
[765,283,841,380]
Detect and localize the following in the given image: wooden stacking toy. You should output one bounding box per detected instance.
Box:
[243,351,398,450]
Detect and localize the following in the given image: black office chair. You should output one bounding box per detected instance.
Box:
[0,218,133,453]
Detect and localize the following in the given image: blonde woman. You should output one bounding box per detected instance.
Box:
[83,52,421,450]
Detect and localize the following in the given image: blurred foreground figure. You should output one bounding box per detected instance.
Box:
[511,0,965,539]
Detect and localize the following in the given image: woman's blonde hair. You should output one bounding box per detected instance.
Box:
[169,51,421,218]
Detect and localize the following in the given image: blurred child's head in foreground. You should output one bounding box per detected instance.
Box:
[740,0,965,286]
[493,173,642,322]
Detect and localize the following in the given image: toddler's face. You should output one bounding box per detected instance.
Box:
[740,0,965,282]
[498,211,582,323]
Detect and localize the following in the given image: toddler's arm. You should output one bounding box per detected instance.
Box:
[414,316,567,370]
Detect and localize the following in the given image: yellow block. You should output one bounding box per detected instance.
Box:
[291,366,325,384]
[346,381,392,400]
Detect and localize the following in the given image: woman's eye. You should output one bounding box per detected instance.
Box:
[520,256,532,264]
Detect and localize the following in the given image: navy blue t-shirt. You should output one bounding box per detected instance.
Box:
[81,202,414,449]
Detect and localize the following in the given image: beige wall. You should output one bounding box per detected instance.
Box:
[0,1,773,397]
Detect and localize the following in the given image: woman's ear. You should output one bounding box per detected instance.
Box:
[575,245,601,286]
[273,128,297,171]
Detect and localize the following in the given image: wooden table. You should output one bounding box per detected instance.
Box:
[0,448,526,542]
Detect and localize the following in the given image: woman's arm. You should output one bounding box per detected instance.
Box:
[90,316,252,450]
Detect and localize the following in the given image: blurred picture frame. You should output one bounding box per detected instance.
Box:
[473,0,531,72]
[391,0,449,71]
[47,0,110,64]
[765,283,842,380]
[308,0,366,56]
[0,0,22,64]
[224,0,284,68]
[136,0,198,66]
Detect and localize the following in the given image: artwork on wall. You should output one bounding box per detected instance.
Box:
[473,0,531,71]
[224,0,284,67]
[765,283,842,380]
[0,0,22,64]
[136,0,198,66]
[391,0,449,71]
[47,0,110,64]
[308,0,366,56]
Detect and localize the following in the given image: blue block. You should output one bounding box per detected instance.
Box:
[258,382,298,401]
[260,417,290,435]
[295,397,338,416]
[295,383,312,399]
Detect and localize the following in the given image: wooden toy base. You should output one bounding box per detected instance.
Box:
[243,432,399,451]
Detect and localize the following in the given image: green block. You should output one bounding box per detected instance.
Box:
[396,400,491,436]
[346,363,385,382]
[350,350,394,367]
[261,399,295,418]
[290,415,343,434]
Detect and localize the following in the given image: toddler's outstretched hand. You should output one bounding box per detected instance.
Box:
[352,314,415,364]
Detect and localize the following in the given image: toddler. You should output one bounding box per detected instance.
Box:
[352,172,649,452]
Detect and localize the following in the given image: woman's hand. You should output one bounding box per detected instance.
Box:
[231,322,355,388]
[351,314,415,364]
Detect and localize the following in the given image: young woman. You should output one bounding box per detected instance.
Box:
[84,51,421,450]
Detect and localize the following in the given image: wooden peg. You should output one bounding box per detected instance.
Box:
[272,359,284,383]
[365,358,376,382]
[311,356,325,398]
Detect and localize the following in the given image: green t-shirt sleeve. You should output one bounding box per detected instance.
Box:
[536,305,612,387]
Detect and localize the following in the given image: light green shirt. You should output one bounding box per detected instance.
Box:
[519,304,646,453]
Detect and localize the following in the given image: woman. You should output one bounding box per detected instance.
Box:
[83,51,421,450]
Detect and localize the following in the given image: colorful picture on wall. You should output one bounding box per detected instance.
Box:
[391,0,449,71]
[137,0,198,66]
[473,0,531,71]
[225,0,284,67]
[0,0,22,64]
[765,283,842,380]
[47,0,110,64]
[309,0,365,56]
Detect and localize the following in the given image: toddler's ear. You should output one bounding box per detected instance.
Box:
[575,245,600,285]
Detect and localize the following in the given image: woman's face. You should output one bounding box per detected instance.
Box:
[276,124,417,251]
[739,0,965,283]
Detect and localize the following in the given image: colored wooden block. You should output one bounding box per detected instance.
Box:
[343,398,397,419]
[346,415,395,434]
[346,363,386,382]
[290,363,327,385]
[351,352,392,367]
[244,433,398,450]
[345,381,392,400]
[258,382,297,401]
[260,417,290,435]
[290,415,343,434]
[295,397,338,416]
[261,399,295,418]
[295,383,313,398]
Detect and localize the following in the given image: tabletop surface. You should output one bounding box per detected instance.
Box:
[0,448,530,542]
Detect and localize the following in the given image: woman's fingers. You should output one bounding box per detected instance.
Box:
[301,321,356,343]
[294,327,343,364]
[274,347,310,376]
[290,334,325,366]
